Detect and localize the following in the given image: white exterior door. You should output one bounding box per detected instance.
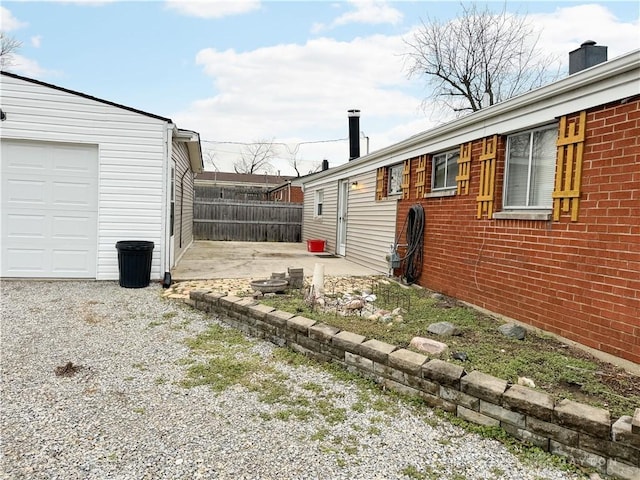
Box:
[336,179,348,256]
[1,140,98,278]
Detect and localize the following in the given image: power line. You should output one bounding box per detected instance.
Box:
[201,137,348,147]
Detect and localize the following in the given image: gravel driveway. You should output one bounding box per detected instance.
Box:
[1,281,583,480]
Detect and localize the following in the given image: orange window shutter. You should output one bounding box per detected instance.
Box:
[476,135,498,219]
[456,142,472,195]
[552,111,586,221]
[415,155,426,198]
[376,167,385,201]
[401,159,411,199]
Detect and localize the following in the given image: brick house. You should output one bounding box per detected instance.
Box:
[268,179,304,203]
[300,47,639,365]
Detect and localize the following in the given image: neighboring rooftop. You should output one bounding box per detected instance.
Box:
[195,171,296,187]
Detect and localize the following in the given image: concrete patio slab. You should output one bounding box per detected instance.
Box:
[171,241,383,281]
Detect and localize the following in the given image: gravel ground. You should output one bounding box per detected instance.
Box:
[1,281,585,480]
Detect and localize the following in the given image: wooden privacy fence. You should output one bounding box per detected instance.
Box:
[194,199,303,242]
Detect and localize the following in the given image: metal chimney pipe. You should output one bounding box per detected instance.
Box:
[569,40,608,74]
[348,109,360,160]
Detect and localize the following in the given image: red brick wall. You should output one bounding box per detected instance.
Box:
[269,185,304,203]
[396,97,640,364]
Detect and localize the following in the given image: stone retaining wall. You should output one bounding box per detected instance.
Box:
[187,290,640,480]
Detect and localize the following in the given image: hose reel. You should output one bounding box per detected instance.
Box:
[389,204,425,285]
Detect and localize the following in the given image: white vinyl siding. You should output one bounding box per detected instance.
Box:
[303,171,395,273]
[172,140,195,264]
[345,170,396,273]
[303,182,337,253]
[0,74,169,280]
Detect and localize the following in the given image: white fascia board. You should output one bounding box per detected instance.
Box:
[173,128,204,173]
[303,49,640,189]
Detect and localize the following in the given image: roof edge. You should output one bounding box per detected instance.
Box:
[0,70,173,123]
[302,48,640,185]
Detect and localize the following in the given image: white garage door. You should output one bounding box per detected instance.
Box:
[1,140,98,278]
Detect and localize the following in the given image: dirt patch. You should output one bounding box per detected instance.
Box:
[54,362,82,377]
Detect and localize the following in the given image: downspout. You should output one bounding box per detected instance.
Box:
[164,124,174,281]
[179,167,189,248]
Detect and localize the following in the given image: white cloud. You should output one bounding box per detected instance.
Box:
[0,6,28,31]
[313,0,403,33]
[31,35,42,48]
[334,0,403,26]
[193,35,419,134]
[9,54,56,78]
[530,4,639,64]
[173,33,427,174]
[164,0,261,19]
[172,2,639,175]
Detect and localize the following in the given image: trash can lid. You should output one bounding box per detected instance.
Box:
[115,240,155,251]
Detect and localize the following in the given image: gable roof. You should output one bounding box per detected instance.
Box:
[0,70,172,123]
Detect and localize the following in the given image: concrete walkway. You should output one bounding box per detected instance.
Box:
[171,241,383,281]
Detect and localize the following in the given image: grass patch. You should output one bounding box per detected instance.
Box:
[181,323,266,391]
[302,382,324,394]
[436,410,585,475]
[401,465,437,480]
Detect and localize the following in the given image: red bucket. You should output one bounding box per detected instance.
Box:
[307,239,326,253]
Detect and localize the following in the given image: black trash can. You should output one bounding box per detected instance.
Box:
[115,241,154,288]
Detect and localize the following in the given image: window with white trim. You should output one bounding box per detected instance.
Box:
[314,189,324,217]
[388,164,403,195]
[504,125,557,209]
[432,150,459,190]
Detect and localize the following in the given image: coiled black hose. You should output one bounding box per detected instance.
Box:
[397,204,424,285]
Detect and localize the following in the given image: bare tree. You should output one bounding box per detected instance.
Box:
[203,150,218,171]
[234,139,278,174]
[308,160,325,175]
[289,155,302,178]
[403,3,561,114]
[0,32,22,70]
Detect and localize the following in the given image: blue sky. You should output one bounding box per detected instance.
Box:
[2,1,639,175]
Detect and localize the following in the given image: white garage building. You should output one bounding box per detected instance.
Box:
[0,71,203,281]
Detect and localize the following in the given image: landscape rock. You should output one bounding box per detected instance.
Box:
[409,336,448,356]
[452,351,468,361]
[518,376,536,388]
[345,299,365,310]
[498,323,526,340]
[427,321,461,337]
[430,293,445,301]
[632,408,640,434]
